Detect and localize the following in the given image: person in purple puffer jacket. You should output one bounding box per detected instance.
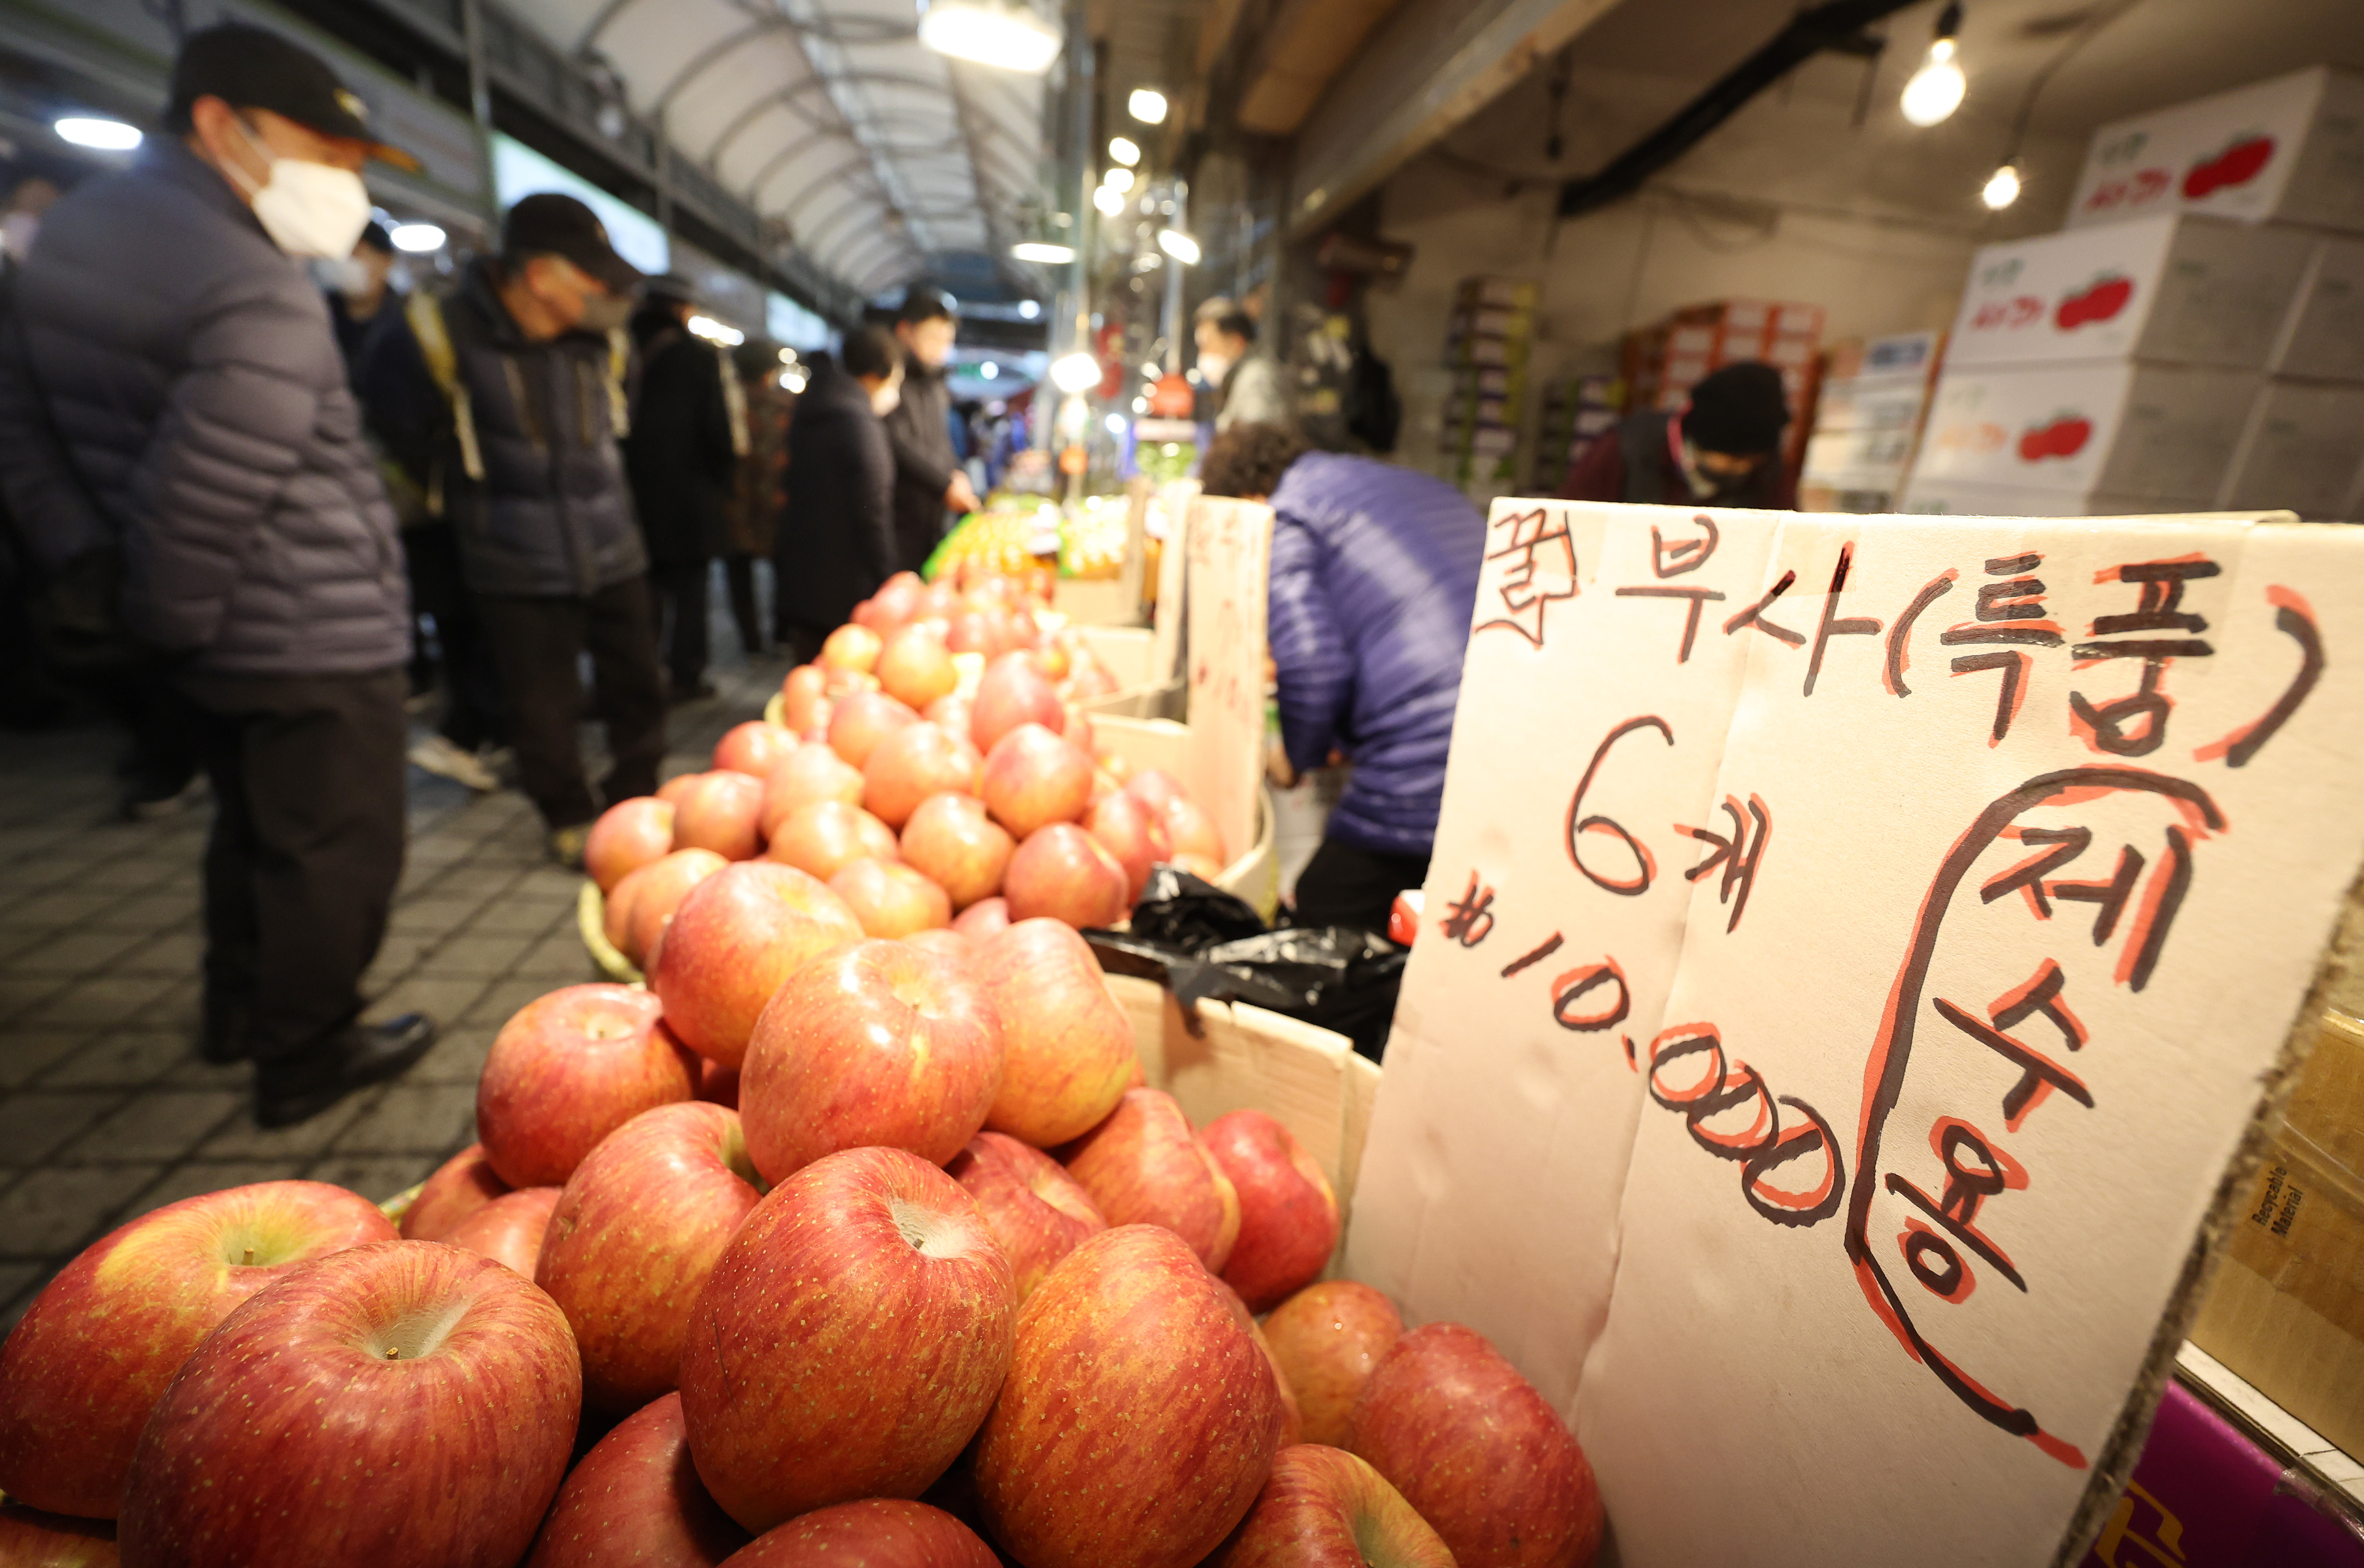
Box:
[1200,423,1486,934]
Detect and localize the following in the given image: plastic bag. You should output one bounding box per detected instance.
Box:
[1086,868,1406,1060]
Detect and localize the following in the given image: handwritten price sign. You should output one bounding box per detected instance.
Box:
[1348,502,2364,1568]
[1184,495,1273,873]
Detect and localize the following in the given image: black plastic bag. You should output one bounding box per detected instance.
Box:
[1086,868,1406,1060]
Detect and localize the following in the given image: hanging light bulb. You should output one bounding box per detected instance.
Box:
[1049,351,1102,394]
[1156,229,1200,265]
[1109,137,1141,168]
[917,0,1061,73]
[1900,2,1967,127]
[1128,89,1168,125]
[1103,167,1135,193]
[1981,161,2022,210]
[1011,241,1074,263]
[1092,184,1126,216]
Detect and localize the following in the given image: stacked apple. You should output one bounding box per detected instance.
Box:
[586,569,1226,973]
[0,913,1602,1567]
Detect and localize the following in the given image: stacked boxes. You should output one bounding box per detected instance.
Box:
[1799,331,1943,512]
[1529,374,1623,493]
[1623,298,1825,472]
[1904,68,2364,519]
[1441,277,1538,494]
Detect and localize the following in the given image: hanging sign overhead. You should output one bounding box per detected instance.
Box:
[1349,499,2364,1567]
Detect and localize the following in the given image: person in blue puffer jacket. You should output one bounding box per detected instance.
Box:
[1199,422,1486,934]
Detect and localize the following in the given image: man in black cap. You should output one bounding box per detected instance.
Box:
[624,275,743,702]
[396,192,664,867]
[1560,361,1797,510]
[0,22,435,1126]
[880,287,977,576]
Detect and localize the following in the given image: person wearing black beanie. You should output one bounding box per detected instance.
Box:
[1559,360,1796,510]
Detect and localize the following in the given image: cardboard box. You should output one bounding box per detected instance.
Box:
[1454,276,1540,312]
[1814,372,1934,433]
[2218,381,2364,517]
[1802,425,1916,488]
[2068,66,2364,233]
[1913,361,2259,499]
[2272,237,2364,381]
[2190,1012,2364,1465]
[1948,215,2315,372]
[1896,475,2218,517]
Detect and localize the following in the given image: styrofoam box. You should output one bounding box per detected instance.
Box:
[1914,362,2259,499]
[1948,214,2314,372]
[1813,373,1931,433]
[2068,66,2364,233]
[1896,475,2219,517]
[1803,426,1916,488]
[2217,380,2364,517]
[2271,236,2364,380]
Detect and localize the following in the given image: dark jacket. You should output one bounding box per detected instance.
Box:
[1266,452,1485,859]
[624,311,738,566]
[430,257,648,598]
[0,140,407,675]
[778,360,894,633]
[1560,409,1795,510]
[881,351,957,573]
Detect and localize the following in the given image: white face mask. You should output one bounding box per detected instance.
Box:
[0,211,38,262]
[870,381,903,417]
[1197,352,1233,387]
[227,119,373,260]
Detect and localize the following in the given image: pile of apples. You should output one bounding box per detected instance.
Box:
[0,884,1606,1567]
[592,569,1227,967]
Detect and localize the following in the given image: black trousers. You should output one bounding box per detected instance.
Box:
[177,666,409,1064]
[723,554,763,655]
[1291,835,1432,936]
[478,578,666,829]
[648,558,712,689]
[402,522,501,751]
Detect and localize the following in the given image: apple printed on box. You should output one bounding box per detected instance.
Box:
[1349,496,2364,1568]
[1914,362,2260,502]
[2067,66,2364,232]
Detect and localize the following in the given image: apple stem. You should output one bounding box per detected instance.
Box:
[243,1247,255,1265]
[385,1347,401,1360]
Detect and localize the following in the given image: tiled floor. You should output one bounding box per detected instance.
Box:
[0,643,788,1331]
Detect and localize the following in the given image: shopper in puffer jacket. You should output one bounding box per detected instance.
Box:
[0,24,436,1127]
[1200,422,1485,934]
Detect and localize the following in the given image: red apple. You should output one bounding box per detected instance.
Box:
[923,692,973,733]
[952,897,1011,942]
[824,666,880,699]
[877,625,960,712]
[400,1143,511,1242]
[616,849,730,969]
[1125,768,1184,816]
[865,722,982,829]
[903,928,973,963]
[980,724,1092,839]
[698,1057,742,1109]
[524,1391,748,1567]
[1247,1313,1306,1449]
[679,1148,1016,1532]
[476,984,697,1188]
[1263,1282,1405,1449]
[714,722,797,780]
[970,651,1065,752]
[0,1182,395,1519]
[723,1500,997,1566]
[673,771,767,862]
[1063,706,1095,758]
[945,610,995,656]
[648,862,866,1068]
[780,665,831,732]
[0,1503,116,1566]
[1033,637,1070,681]
[973,1226,1288,1568]
[1161,794,1227,868]
[443,1186,561,1277]
[830,857,953,938]
[760,746,867,839]
[819,623,883,673]
[1200,1109,1340,1312]
[901,793,1015,910]
[659,772,707,807]
[1087,768,1122,810]
[118,1241,581,1568]
[586,798,677,893]
[1058,1089,1240,1272]
[765,799,900,881]
[1207,1445,1454,1568]
[829,689,921,769]
[1082,790,1173,902]
[875,570,928,626]
[1004,823,1129,928]
[1098,749,1135,785]
[739,940,1003,1182]
[1347,1323,1604,1568]
[974,918,1134,1146]
[537,1102,764,1410]
[946,1131,1106,1301]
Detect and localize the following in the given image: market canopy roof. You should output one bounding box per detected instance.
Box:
[507,0,1046,299]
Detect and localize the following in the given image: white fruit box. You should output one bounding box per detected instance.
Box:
[1946,214,2314,372]
[1912,361,2259,500]
[1812,373,1932,434]
[2067,66,2364,233]
[1801,425,1916,490]
[1895,474,2220,517]
[2216,380,2364,518]
[2271,236,2364,381]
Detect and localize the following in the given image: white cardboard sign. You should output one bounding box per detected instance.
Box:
[1184,494,1273,871]
[1349,500,2364,1567]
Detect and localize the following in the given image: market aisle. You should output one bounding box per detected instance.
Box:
[0,645,791,1332]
